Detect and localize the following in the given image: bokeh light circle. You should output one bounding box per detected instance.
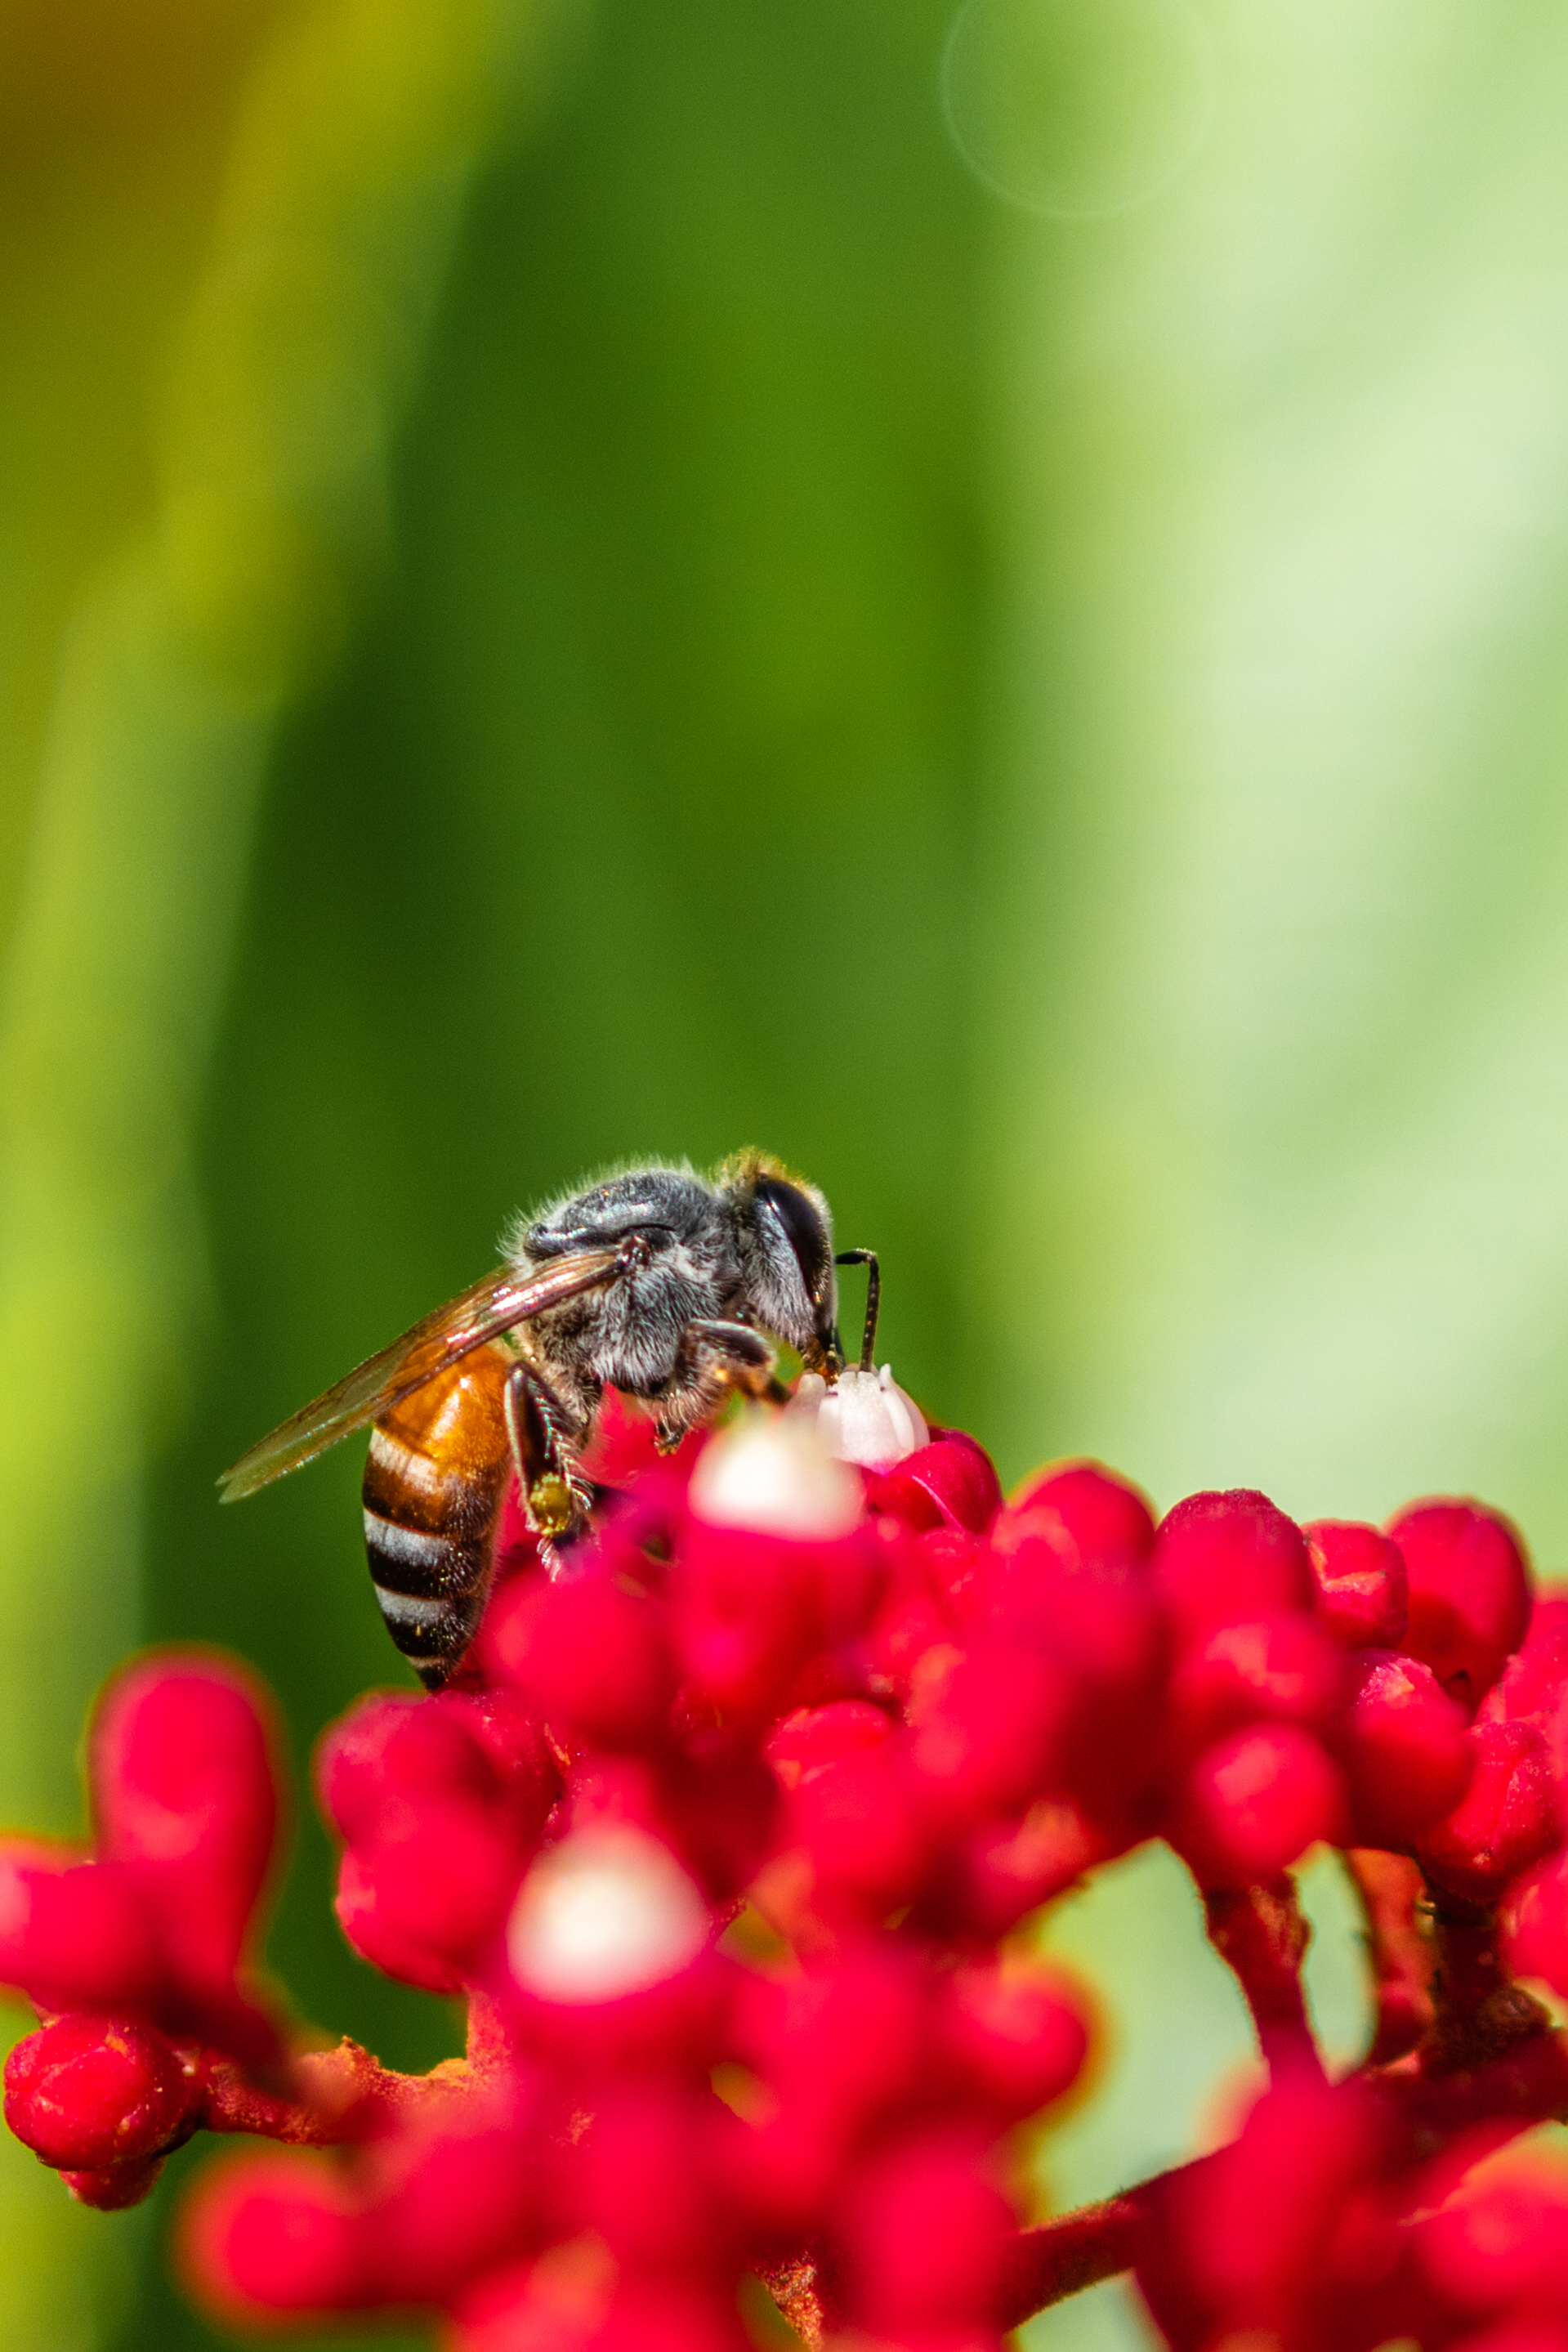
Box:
[941,0,1215,220]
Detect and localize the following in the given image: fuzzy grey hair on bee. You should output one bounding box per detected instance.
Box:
[511,1149,842,1461]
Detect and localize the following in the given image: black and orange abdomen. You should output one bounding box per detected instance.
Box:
[361,1343,514,1688]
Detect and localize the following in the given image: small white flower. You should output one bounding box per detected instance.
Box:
[507,1826,708,2004]
[688,1407,863,1539]
[788,1365,928,1472]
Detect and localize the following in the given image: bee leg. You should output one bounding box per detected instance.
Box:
[503,1362,593,1543]
[653,1319,776,1451]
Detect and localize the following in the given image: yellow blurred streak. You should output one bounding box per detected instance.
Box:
[0,0,577,2338]
[0,0,288,946]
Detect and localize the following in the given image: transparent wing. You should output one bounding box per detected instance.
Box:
[218,1248,623,1502]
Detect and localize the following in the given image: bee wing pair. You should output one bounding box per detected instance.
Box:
[217,1247,623,1503]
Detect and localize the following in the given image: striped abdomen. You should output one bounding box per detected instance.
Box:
[362,1343,514,1688]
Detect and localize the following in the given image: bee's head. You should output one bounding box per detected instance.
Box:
[727,1156,839,1370]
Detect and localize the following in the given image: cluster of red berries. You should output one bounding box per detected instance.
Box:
[4,1389,1568,2351]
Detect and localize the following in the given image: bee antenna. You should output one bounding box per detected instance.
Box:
[833,1250,880,1374]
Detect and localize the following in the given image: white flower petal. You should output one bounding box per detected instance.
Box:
[507,1827,708,2004]
[788,1364,928,1471]
[689,1408,862,1538]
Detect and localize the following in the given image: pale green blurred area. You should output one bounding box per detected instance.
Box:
[978,0,1568,1566]
[1,2,1568,2347]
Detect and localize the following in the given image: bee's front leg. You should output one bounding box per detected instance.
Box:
[503,1362,596,1544]
[654,1319,778,1451]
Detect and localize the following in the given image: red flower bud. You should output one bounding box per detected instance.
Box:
[1419,2156,1568,2315]
[65,2154,168,2209]
[840,2131,1012,2336]
[643,1737,778,1904]
[0,1851,163,2016]
[738,1944,927,2141]
[183,2104,551,2321]
[1416,1719,1563,1901]
[673,1518,878,1725]
[909,1643,1073,1820]
[375,2112,551,2303]
[489,1563,677,1749]
[1482,1594,1568,1773]
[1440,2329,1568,2352]
[334,1829,517,1997]
[15,1412,1568,2352]
[574,2085,739,2268]
[1139,2077,1392,2345]
[1505,1848,1568,1996]
[1169,1724,1348,1887]
[1004,1460,1156,1571]
[4,2014,199,2171]
[770,1703,926,1912]
[866,1432,1003,1535]
[573,2280,751,2352]
[981,1529,1162,1692]
[181,2151,364,2315]
[1387,1499,1532,1712]
[320,1692,534,1842]
[1303,1519,1409,1652]
[955,1799,1116,1938]
[92,1660,279,1980]
[1333,1649,1476,1847]
[87,1663,284,2065]
[975,1531,1164,1813]
[320,1694,552,1993]
[1153,1491,1315,1643]
[941,1961,1089,2122]
[767,1700,894,1786]
[864,1537,963,1692]
[1169,1612,1345,1748]
[784,1737,934,1913]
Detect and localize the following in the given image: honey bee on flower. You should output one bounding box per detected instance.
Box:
[219,1152,910,1686]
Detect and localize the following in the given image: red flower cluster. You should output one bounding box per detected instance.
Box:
[1138,2074,1568,2351]
[0,1659,284,2207]
[3,1389,1568,2351]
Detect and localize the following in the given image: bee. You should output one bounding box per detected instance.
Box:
[220,1152,879,1689]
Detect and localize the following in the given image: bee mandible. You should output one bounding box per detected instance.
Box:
[220,1151,879,1688]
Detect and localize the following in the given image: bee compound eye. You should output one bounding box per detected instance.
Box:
[754,1177,833,1312]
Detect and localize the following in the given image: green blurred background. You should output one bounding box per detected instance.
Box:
[2,0,1566,2343]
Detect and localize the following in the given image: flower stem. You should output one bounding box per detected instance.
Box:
[1344,1847,1435,2064]
[1202,1875,1326,2081]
